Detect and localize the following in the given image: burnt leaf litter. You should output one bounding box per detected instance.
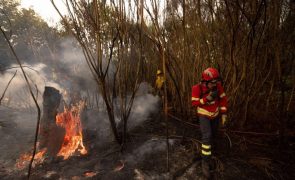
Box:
[1,107,294,179]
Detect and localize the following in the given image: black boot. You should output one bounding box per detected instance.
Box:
[202,159,211,179]
[209,157,216,171]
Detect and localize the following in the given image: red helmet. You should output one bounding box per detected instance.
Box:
[202,67,219,81]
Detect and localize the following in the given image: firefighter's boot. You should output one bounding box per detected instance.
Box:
[202,159,211,179]
[209,157,216,171]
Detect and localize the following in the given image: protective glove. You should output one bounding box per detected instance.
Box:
[221,114,227,127]
[210,90,218,99]
[206,90,218,102]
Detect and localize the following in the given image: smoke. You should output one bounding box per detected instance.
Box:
[0,37,162,173]
[0,37,96,167]
[128,82,160,129]
[1,34,160,138]
[0,106,36,168]
[0,37,97,108]
[82,82,160,143]
[0,63,63,108]
[57,38,94,89]
[125,139,175,165]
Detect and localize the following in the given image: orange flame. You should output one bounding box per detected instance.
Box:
[15,101,87,170]
[56,101,87,159]
[15,148,46,170]
[113,160,125,172]
[84,171,98,177]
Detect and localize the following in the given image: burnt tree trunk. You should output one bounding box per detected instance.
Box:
[39,86,65,157]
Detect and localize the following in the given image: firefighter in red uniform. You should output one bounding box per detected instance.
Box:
[191,67,228,178]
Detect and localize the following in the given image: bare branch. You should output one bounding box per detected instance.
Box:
[0,26,41,179]
[0,70,17,105]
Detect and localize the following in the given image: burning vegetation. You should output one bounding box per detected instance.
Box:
[0,0,294,179]
[15,149,47,170]
[15,100,87,171]
[55,101,87,160]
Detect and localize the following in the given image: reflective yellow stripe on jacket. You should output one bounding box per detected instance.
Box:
[220,92,226,98]
[191,97,200,101]
[220,107,227,111]
[197,107,219,118]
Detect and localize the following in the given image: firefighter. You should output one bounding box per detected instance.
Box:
[155,69,165,98]
[191,67,228,178]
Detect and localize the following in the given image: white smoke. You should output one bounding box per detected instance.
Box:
[0,63,63,109]
[1,37,162,165]
[82,82,160,142]
[125,139,175,165]
[0,106,36,169]
[0,37,97,108]
[128,82,160,129]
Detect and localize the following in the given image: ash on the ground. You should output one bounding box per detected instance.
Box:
[1,107,294,180]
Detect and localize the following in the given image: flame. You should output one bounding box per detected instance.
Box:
[15,148,46,170]
[56,101,87,159]
[15,101,87,170]
[113,160,125,172]
[84,171,98,177]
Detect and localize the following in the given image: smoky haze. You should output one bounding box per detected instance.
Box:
[0,38,96,108]
[83,82,160,143]
[0,37,95,170]
[0,37,162,173]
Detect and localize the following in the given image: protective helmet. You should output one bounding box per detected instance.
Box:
[157,70,163,75]
[201,67,219,81]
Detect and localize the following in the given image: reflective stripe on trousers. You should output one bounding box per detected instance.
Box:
[201,143,211,157]
[199,116,219,160]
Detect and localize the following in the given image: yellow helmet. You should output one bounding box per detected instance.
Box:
[157,70,163,75]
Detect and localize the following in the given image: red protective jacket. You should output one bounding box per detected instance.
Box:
[191,82,227,119]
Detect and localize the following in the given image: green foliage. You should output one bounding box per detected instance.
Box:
[0,0,62,70]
